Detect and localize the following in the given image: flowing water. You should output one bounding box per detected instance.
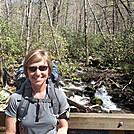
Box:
[63,80,122,113]
[95,85,122,112]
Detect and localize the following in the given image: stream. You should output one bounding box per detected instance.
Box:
[61,79,123,113]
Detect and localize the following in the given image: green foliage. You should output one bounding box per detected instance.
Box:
[101,29,134,71]
[87,33,106,56]
[0,93,8,105]
[0,19,25,69]
[83,29,134,73]
[1,14,133,76]
[58,61,80,79]
[61,26,85,61]
[60,26,134,74]
[120,62,133,73]
[25,23,70,61]
[1,18,70,68]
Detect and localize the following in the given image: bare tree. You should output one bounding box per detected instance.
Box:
[65,0,69,26]
[0,0,4,86]
[78,4,83,33]
[5,0,10,21]
[56,0,63,28]
[96,3,111,34]
[84,0,88,65]
[37,0,43,41]
[112,0,115,34]
[87,0,104,37]
[52,0,63,29]
[20,7,27,41]
[115,0,127,30]
[52,0,59,27]
[126,0,131,27]
[119,0,132,16]
[43,0,61,63]
[25,0,33,55]
[119,0,133,28]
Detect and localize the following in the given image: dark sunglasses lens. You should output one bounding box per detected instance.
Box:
[28,67,37,72]
[39,66,48,71]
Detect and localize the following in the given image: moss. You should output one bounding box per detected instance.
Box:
[91,97,103,105]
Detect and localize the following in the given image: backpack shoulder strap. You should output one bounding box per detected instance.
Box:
[17,79,32,122]
[47,78,60,115]
[17,97,30,121]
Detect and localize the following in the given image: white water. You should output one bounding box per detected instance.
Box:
[95,85,122,112]
[70,95,90,105]
[62,79,122,112]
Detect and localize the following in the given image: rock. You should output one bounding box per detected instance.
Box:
[90,97,103,105]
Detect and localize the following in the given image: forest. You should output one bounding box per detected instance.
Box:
[0,0,134,113]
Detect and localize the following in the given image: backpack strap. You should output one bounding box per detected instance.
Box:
[47,78,60,115]
[17,97,30,121]
[17,79,32,122]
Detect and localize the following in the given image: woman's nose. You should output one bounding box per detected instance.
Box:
[35,68,41,75]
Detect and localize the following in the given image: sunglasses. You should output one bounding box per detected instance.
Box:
[27,66,48,72]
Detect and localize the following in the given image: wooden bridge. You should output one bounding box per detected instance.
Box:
[68,113,134,134]
[1,112,134,134]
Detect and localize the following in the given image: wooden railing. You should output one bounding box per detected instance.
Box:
[1,112,134,134]
[68,113,134,134]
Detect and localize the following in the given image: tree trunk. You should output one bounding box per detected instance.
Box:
[65,0,69,26]
[0,48,3,86]
[78,5,83,33]
[120,0,133,28]
[56,0,63,29]
[96,3,111,34]
[43,0,61,63]
[5,0,9,20]
[112,0,115,34]
[115,0,127,30]
[52,0,58,27]
[20,8,26,41]
[126,0,132,28]
[0,0,3,86]
[87,0,104,37]
[84,0,88,65]
[37,0,42,41]
[114,0,118,32]
[119,0,131,16]
[52,0,62,29]
[26,0,33,55]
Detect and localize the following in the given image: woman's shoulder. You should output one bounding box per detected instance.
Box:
[9,90,22,102]
[55,87,67,97]
[55,88,68,104]
[55,88,70,113]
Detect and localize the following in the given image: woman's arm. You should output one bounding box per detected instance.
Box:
[6,115,17,134]
[57,119,68,134]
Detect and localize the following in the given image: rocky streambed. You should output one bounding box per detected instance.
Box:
[60,67,134,113]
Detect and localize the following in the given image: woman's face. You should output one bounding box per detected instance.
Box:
[27,60,49,87]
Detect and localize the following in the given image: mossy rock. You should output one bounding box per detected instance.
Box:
[91,97,103,105]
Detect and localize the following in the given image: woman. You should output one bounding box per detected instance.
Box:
[5,49,70,134]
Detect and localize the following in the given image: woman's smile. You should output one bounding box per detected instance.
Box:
[27,60,49,87]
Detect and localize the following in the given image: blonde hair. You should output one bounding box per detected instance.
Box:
[23,49,53,77]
